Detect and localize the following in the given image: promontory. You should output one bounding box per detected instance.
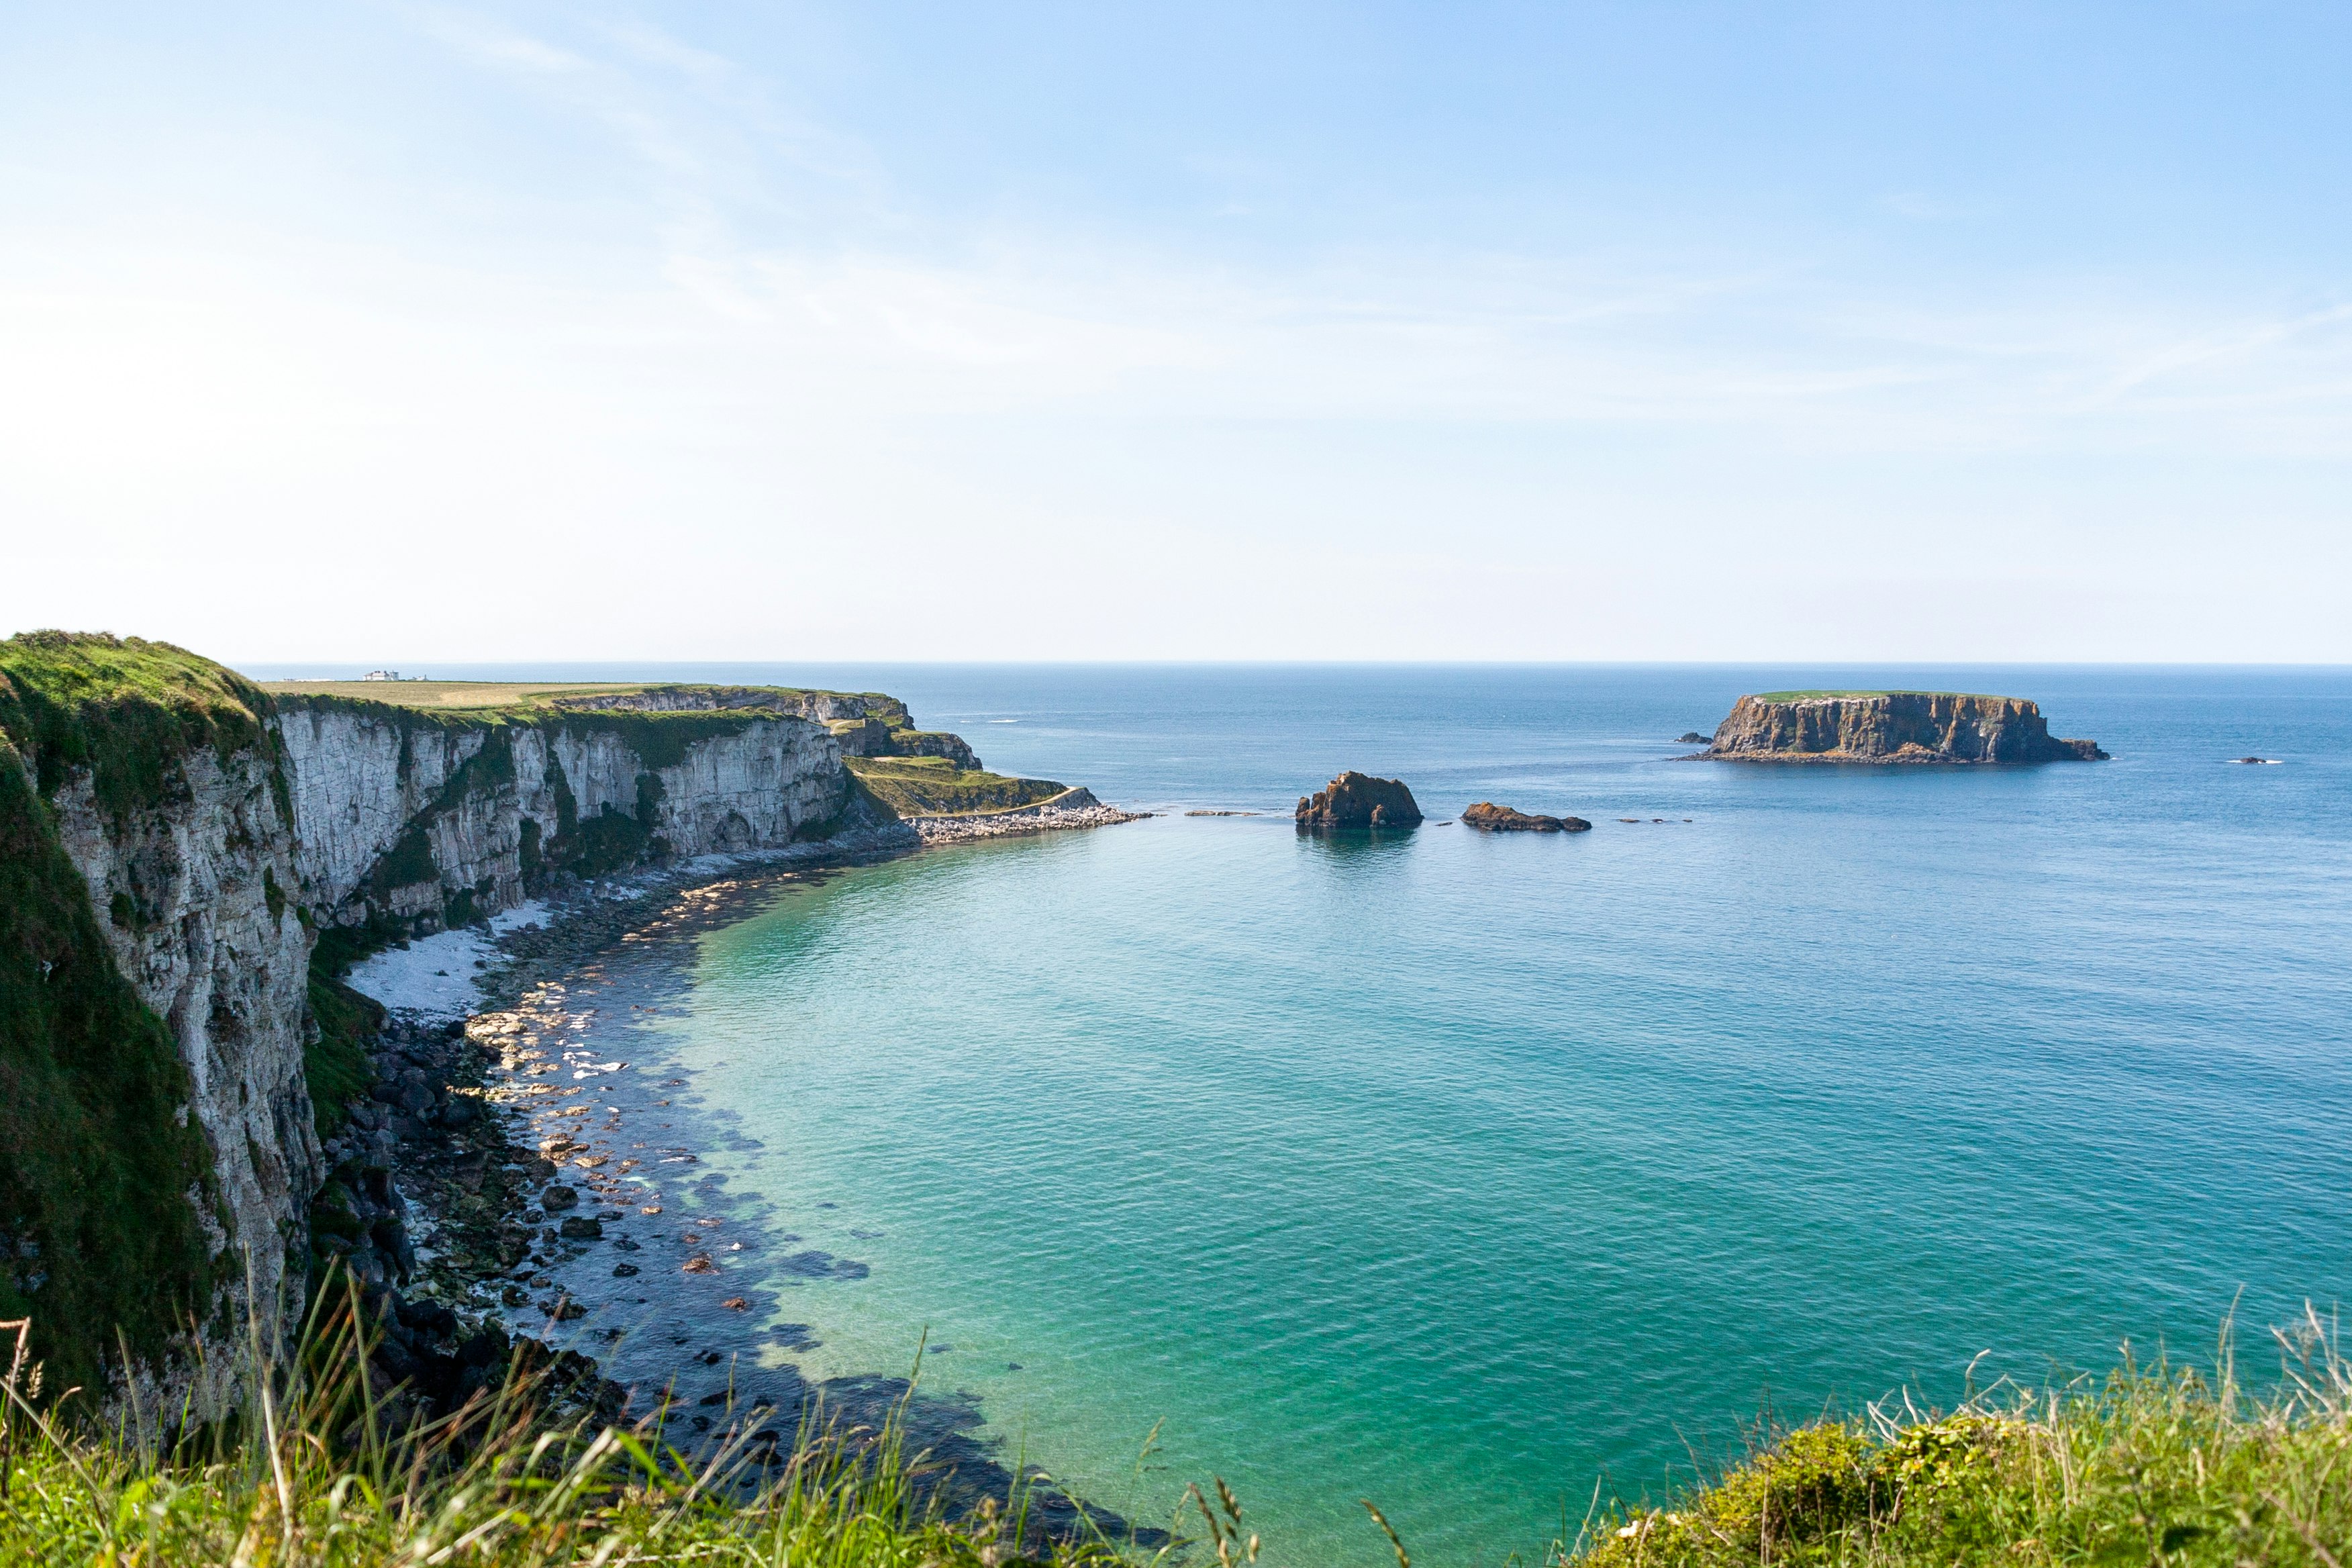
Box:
[1696,691,2106,764]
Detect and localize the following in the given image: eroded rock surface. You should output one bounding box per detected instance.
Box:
[1461,802,1591,833]
[1702,693,2106,765]
[1295,771,1423,829]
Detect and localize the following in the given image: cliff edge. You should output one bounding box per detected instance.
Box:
[0,637,1065,1414]
[1701,692,2106,765]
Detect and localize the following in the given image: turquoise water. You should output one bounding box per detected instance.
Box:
[450,665,2352,1565]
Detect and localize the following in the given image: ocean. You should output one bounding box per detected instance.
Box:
[277,663,2352,1565]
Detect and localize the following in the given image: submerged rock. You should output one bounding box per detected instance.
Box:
[1461,802,1592,833]
[1295,771,1424,830]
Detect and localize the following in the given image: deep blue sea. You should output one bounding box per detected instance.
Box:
[256,663,2352,1565]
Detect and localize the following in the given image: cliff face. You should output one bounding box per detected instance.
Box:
[48,744,320,1404]
[0,635,315,1411]
[0,636,959,1410]
[278,700,859,934]
[1704,693,2106,765]
[1296,771,1424,829]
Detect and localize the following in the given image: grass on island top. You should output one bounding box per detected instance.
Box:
[847,754,1068,818]
[1747,689,2019,703]
[1,1300,2347,1566]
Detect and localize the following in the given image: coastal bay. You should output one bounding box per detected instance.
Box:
[334,660,2352,1566]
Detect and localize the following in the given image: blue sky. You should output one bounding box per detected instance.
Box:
[3,3,2347,661]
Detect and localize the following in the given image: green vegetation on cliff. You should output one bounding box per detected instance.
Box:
[846,756,1069,818]
[0,637,233,1394]
[0,631,287,822]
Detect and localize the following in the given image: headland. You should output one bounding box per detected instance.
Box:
[0,631,1131,1432]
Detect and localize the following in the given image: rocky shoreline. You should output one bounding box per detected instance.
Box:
[320,815,1155,1537]
[908,786,1146,843]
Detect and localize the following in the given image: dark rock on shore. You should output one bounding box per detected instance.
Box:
[1461,802,1592,833]
[1700,693,2107,765]
[1677,732,1708,744]
[1295,771,1423,829]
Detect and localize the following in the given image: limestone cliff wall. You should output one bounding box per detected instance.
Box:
[1705,693,2106,763]
[19,719,319,1416]
[2,635,964,1423]
[277,700,859,934]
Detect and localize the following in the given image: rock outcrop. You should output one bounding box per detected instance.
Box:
[1701,693,2107,765]
[1461,802,1591,833]
[1295,772,1422,829]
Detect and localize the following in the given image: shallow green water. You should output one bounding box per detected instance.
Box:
[531,666,2352,1564]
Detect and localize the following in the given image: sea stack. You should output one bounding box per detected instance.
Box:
[1461,802,1591,833]
[1296,771,1423,829]
[1700,692,2106,764]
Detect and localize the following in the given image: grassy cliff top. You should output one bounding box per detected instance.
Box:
[0,632,278,816]
[1747,689,2020,703]
[263,679,650,710]
[263,679,903,716]
[846,755,1068,818]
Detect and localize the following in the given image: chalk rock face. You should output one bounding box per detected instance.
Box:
[1461,802,1592,833]
[1295,771,1423,829]
[47,740,320,1415]
[1704,693,2107,765]
[277,702,858,932]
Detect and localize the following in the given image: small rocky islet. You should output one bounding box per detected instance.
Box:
[1692,691,2106,765]
[1295,770,1424,828]
[1461,801,1591,833]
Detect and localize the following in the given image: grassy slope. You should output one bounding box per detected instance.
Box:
[0,634,253,1395]
[1,1319,2344,1565]
[1570,1330,2349,1568]
[0,1295,1140,1566]
[846,755,1069,818]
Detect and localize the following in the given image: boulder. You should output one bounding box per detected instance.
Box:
[1461,802,1591,833]
[1295,771,1423,830]
[1677,732,1708,744]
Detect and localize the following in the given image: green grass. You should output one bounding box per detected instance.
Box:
[846,756,1069,818]
[1746,691,2018,704]
[1565,1314,2350,1568]
[1,1306,2345,1567]
[0,631,283,822]
[0,1287,1143,1567]
[265,681,915,730]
